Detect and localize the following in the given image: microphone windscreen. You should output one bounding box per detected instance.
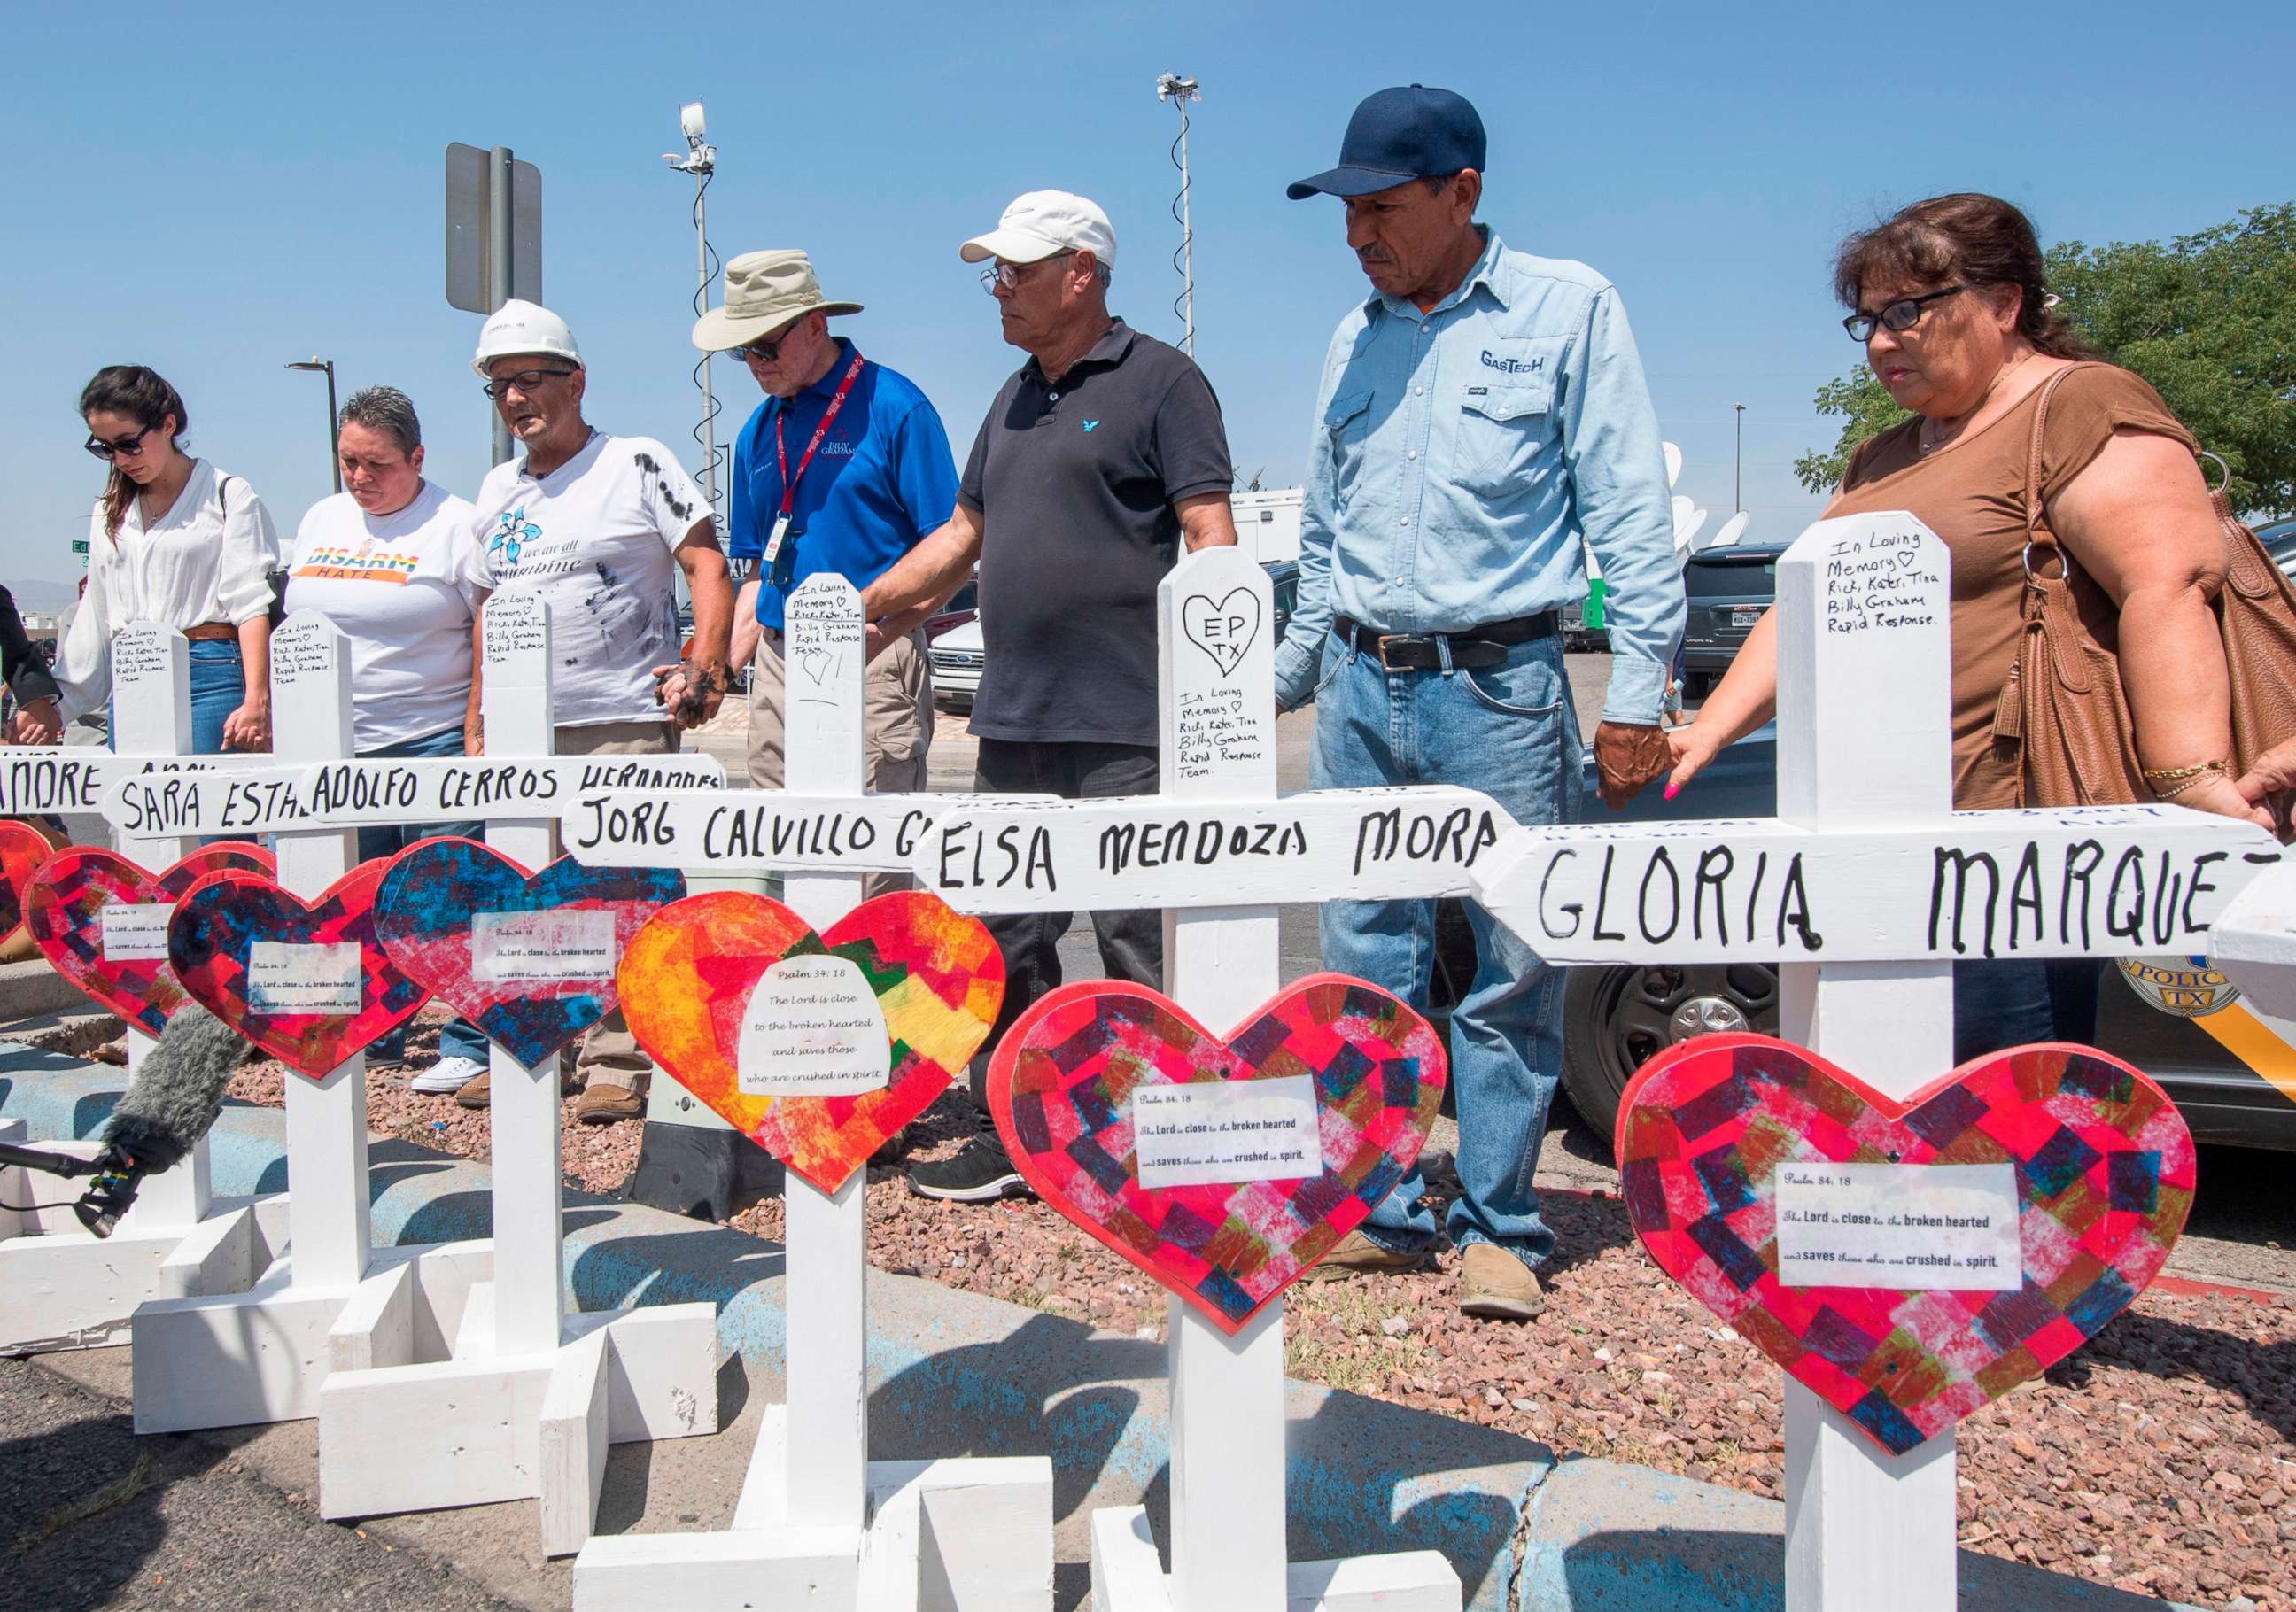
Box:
[97,1004,249,1173]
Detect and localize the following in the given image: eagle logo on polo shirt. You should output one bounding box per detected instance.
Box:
[1082,420,1100,433]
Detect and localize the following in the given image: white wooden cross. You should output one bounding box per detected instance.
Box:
[1469,512,2283,1611]
[0,624,268,1355]
[98,602,724,1554]
[568,574,1053,1608]
[911,546,1476,1612]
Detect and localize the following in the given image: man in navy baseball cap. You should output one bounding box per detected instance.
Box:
[1274,84,1684,1323]
[1285,83,1486,200]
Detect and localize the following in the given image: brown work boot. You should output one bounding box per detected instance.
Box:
[1457,1242,1546,1321]
[454,1070,490,1109]
[574,1084,644,1125]
[1299,1228,1432,1281]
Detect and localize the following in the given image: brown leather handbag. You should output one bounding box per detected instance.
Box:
[1992,364,2296,829]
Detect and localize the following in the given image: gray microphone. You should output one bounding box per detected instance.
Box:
[76,1004,248,1236]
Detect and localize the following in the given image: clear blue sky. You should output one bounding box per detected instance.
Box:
[5,0,2290,594]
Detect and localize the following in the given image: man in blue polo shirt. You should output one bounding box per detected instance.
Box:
[694,249,958,869]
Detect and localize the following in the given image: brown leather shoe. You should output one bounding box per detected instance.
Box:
[454,1071,490,1109]
[574,1084,644,1125]
[1299,1228,1433,1281]
[1458,1242,1546,1321]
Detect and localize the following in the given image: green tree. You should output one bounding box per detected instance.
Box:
[1796,203,2296,515]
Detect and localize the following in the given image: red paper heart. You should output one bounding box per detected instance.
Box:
[619,891,1004,1194]
[988,976,1447,1335]
[0,820,57,943]
[168,861,430,1079]
[27,842,275,1035]
[1617,1034,2194,1454]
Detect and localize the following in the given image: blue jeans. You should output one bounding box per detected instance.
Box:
[1951,958,2100,1065]
[1307,626,1581,1268]
[355,725,490,1067]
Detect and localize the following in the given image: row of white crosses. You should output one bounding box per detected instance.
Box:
[0,627,272,1353]
[84,601,723,1554]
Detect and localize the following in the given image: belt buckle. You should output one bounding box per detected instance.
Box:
[1376,633,1410,675]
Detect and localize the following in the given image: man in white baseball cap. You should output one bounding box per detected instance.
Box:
[694,250,958,874]
[862,190,1239,1203]
[454,299,735,1122]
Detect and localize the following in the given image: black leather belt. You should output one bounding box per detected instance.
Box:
[1336,611,1557,673]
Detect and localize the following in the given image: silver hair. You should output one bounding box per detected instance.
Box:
[337,384,422,454]
[1090,256,1113,290]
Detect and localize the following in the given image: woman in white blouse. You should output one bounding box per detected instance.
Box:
[52,367,280,752]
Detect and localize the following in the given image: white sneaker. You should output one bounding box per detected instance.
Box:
[408,1055,487,1095]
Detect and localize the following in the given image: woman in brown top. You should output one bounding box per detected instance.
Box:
[1664,193,2269,1058]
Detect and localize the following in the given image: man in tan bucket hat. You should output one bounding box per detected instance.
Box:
[694,250,959,854]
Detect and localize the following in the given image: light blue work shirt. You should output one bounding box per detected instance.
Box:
[1272,228,1684,725]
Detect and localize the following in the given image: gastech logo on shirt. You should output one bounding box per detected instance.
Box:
[1479,350,1544,376]
[488,506,540,565]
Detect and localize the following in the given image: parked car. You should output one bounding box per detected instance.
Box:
[1677,544,1786,697]
[1427,725,2296,1153]
[2259,515,2296,582]
[1265,559,1299,649]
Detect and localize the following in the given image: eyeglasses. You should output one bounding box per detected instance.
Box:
[979,260,1052,297]
[83,426,154,461]
[739,323,803,367]
[1842,285,1967,342]
[479,368,576,399]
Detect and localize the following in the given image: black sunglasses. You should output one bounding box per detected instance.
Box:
[1842,285,1967,342]
[739,320,808,365]
[84,426,154,461]
[479,368,576,399]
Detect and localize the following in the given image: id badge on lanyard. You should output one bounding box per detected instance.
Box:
[767,350,865,576]
[764,513,793,565]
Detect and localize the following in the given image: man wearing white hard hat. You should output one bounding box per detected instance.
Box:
[862,190,1239,1202]
[458,298,735,1121]
[694,250,958,880]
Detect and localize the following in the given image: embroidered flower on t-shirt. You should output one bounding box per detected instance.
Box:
[488,507,540,567]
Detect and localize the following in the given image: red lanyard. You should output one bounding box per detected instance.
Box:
[774,350,866,516]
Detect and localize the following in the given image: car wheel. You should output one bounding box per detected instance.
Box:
[1559,961,1780,1146]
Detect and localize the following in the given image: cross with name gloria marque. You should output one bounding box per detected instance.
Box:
[910,546,1476,1612]
[1469,511,2284,1612]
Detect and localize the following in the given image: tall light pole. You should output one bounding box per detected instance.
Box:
[1733,401,1745,515]
[1155,74,1201,357]
[663,101,721,529]
[287,358,342,494]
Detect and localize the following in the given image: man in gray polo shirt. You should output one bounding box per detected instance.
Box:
[862,190,1239,1200]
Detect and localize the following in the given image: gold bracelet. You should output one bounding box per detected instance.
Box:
[2141,759,2230,785]
[2153,771,2220,802]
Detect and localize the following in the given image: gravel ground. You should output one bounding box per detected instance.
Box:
[229,1010,2296,1612]
[0,1356,516,1612]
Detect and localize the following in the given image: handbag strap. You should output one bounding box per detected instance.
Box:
[2020,361,2102,564]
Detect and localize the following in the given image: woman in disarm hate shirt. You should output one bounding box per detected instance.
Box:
[52,366,278,751]
[283,385,492,1087]
[1661,193,2269,1060]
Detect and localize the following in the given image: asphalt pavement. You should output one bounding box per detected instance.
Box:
[0,1357,516,1612]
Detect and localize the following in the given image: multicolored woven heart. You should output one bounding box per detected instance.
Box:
[26,842,275,1034]
[1617,1033,2194,1454]
[0,819,58,943]
[371,839,685,1069]
[169,860,430,1079]
[988,976,1447,1335]
[619,890,1004,1193]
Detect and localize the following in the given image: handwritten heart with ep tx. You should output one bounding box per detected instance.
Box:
[1617,1033,2193,1454]
[169,860,430,1079]
[618,890,1004,1193]
[27,842,275,1034]
[989,975,1447,1334]
[0,819,58,944]
[372,839,685,1068]
[1180,587,1261,678]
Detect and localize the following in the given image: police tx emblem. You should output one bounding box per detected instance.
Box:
[2119,955,2240,1018]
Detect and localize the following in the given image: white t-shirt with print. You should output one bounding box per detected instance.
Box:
[462,433,705,727]
[285,482,481,751]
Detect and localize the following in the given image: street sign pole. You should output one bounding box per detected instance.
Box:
[446,142,542,469]
[487,146,514,467]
